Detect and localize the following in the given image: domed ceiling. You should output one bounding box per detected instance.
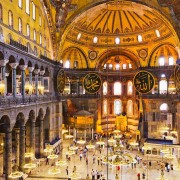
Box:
[65,1,175,47]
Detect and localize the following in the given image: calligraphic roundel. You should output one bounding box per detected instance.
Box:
[57,69,66,94]
[83,73,102,94]
[174,65,180,94]
[133,71,155,94]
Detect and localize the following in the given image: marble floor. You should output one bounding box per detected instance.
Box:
[1,139,180,180]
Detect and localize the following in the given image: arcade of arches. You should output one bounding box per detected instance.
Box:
[0,0,180,179]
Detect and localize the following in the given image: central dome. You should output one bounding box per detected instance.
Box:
[65,1,174,47]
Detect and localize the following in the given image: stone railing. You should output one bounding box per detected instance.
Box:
[61,93,100,99]
[0,95,57,108]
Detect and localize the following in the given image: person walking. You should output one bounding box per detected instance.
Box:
[93,154,96,164]
[46,157,49,165]
[137,173,140,180]
[97,156,100,165]
[66,166,68,176]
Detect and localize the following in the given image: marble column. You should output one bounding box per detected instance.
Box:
[84,129,86,141]
[19,65,27,98]
[39,117,44,156]
[30,121,35,154]
[5,127,12,180]
[92,128,94,140]
[10,63,19,97]
[34,69,40,96]
[28,67,34,85]
[19,125,25,171]
[0,59,9,96]
[15,129,20,167]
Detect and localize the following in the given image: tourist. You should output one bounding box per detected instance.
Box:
[66,166,68,175]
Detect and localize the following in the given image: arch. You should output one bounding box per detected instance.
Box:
[0,51,4,60]
[19,58,25,66]
[114,99,122,115]
[27,60,32,67]
[0,115,11,133]
[148,43,178,66]
[28,110,36,122]
[160,103,169,111]
[96,48,140,69]
[38,108,44,119]
[34,64,39,70]
[44,67,50,77]
[40,65,44,71]
[15,112,25,126]
[8,10,13,27]
[61,46,88,68]
[8,55,16,63]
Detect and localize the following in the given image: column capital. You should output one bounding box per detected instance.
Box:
[19,65,27,71]
[28,67,34,73]
[10,62,19,69]
[39,70,45,76]
[34,69,40,75]
[0,59,9,66]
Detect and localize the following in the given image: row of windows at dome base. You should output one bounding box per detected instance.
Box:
[103,100,169,116]
[76,30,161,44]
[103,63,132,70]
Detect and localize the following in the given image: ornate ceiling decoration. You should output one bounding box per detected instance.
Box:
[66,1,174,47]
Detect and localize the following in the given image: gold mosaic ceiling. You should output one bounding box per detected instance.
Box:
[66,1,174,47]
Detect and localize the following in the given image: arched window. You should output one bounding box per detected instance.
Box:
[44,36,46,48]
[32,2,36,20]
[114,99,122,115]
[103,81,108,95]
[138,35,143,42]
[129,63,132,68]
[26,24,30,37]
[74,61,78,68]
[18,18,22,33]
[0,4,3,21]
[18,0,22,8]
[26,0,30,14]
[27,42,31,53]
[33,29,36,41]
[103,99,108,115]
[127,100,133,116]
[122,64,126,69]
[115,64,120,70]
[114,82,122,95]
[39,33,42,45]
[127,81,133,95]
[168,57,174,65]
[160,103,168,111]
[159,57,165,66]
[65,60,70,68]
[159,80,167,94]
[39,15,42,26]
[8,10,13,28]
[34,46,38,56]
[109,64,113,69]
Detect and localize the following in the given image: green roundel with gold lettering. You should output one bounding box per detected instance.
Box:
[83,73,102,94]
[57,69,66,94]
[133,70,155,94]
[174,65,180,94]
